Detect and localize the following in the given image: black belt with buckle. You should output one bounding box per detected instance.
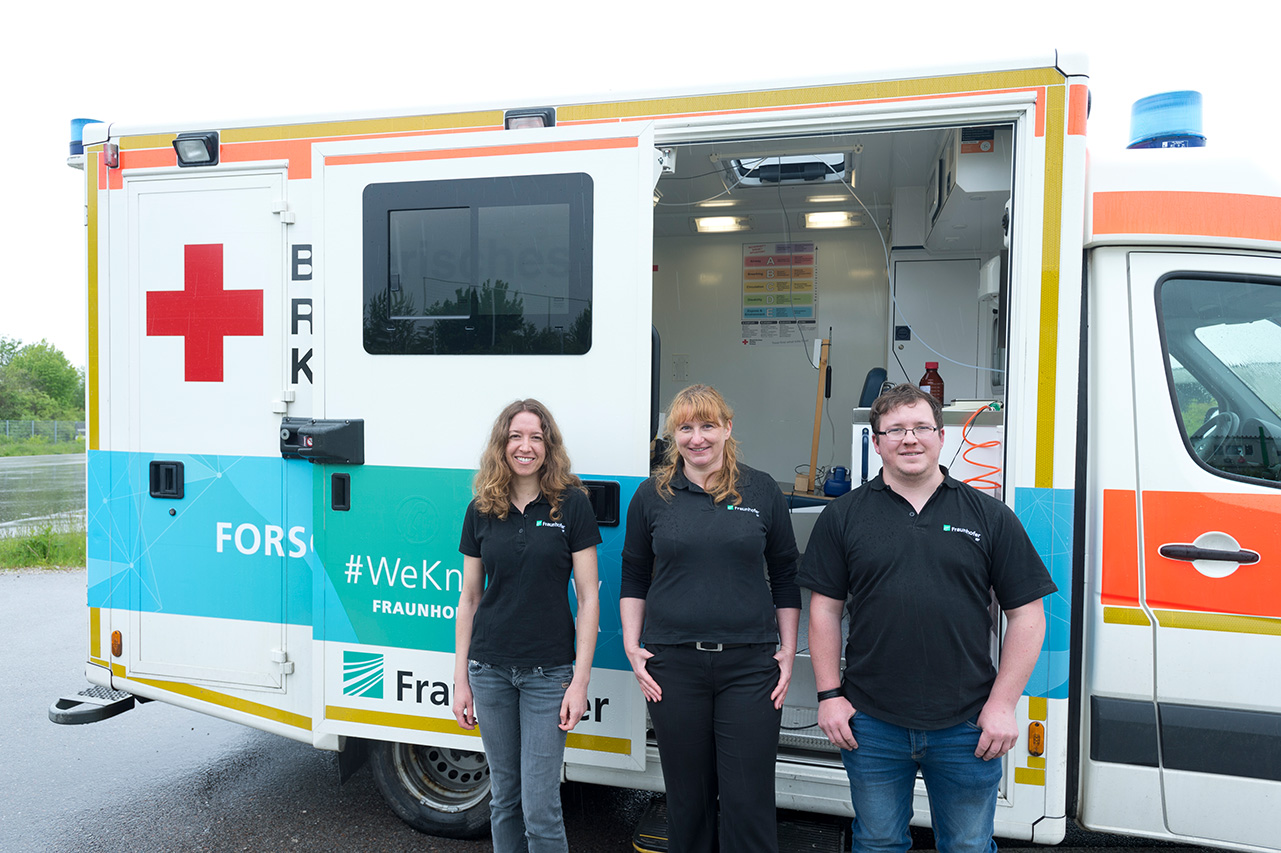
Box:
[689,642,751,652]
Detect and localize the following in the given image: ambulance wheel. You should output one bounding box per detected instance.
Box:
[370,740,491,838]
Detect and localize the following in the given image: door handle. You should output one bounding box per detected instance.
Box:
[280,417,365,464]
[1158,543,1260,565]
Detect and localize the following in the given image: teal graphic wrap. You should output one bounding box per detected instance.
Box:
[87,450,639,671]
[1014,486,1073,700]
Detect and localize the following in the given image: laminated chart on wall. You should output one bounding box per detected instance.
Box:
[740,242,818,345]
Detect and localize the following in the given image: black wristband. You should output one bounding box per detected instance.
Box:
[816,688,844,702]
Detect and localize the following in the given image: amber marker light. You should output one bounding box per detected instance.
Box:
[1028,721,1045,756]
[111,631,123,658]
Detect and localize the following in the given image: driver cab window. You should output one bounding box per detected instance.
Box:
[1158,276,1281,485]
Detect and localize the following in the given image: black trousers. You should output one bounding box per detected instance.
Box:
[645,643,783,853]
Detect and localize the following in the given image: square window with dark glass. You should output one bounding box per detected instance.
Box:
[363,173,593,355]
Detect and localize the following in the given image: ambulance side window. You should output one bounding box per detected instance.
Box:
[1158,275,1281,485]
[362,173,593,355]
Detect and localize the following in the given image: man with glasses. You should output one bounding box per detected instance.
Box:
[798,383,1056,853]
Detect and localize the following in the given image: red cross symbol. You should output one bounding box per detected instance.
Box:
[147,244,263,382]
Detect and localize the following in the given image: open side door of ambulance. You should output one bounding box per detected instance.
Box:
[1084,248,1281,851]
[307,121,658,779]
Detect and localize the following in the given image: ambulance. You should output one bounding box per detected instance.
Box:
[53,51,1280,851]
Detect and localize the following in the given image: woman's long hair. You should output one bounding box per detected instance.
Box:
[473,399,583,520]
[654,384,742,506]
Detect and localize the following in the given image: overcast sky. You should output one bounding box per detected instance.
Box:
[3,0,1277,370]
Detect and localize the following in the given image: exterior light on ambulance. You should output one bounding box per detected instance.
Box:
[69,118,101,156]
[1128,91,1206,149]
[172,131,220,166]
[693,216,751,233]
[504,107,556,129]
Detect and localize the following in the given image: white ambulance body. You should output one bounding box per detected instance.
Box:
[57,51,1280,850]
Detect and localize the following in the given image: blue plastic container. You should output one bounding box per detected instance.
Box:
[823,466,852,497]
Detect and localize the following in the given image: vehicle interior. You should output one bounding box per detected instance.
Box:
[648,123,1014,502]
[1162,276,1281,483]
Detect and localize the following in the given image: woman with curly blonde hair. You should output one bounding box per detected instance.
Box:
[452,399,600,853]
[621,384,801,853]
[471,398,580,521]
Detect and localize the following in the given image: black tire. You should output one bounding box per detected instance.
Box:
[368,740,492,838]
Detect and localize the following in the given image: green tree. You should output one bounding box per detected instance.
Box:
[0,339,85,420]
[0,336,19,367]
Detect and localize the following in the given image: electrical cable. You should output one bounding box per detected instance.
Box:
[946,403,1003,491]
[654,168,748,207]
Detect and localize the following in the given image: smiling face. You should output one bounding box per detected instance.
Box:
[673,415,732,480]
[505,410,546,481]
[873,399,944,484]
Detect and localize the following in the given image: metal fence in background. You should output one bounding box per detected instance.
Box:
[1,421,87,442]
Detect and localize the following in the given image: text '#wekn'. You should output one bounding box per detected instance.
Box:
[344,555,462,590]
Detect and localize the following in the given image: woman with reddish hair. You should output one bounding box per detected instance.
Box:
[621,384,800,853]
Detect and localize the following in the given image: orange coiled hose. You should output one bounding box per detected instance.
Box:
[960,404,1002,491]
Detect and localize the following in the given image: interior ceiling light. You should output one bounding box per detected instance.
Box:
[804,211,860,229]
[172,131,219,167]
[693,216,751,233]
[807,195,849,204]
[698,199,738,208]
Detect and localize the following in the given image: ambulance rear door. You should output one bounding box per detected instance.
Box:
[122,167,292,690]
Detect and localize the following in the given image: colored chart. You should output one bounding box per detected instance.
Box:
[740,242,818,345]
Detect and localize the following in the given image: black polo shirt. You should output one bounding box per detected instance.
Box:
[798,469,1056,730]
[621,463,802,645]
[459,489,601,667]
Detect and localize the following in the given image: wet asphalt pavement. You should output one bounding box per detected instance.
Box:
[3,568,658,853]
[0,454,85,535]
[4,570,1210,853]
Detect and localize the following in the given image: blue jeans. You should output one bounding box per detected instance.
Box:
[467,660,573,853]
[840,711,1003,853]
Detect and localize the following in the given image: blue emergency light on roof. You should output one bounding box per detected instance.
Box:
[1128,91,1206,149]
[69,118,101,156]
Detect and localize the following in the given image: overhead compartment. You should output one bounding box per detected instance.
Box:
[924,126,1013,253]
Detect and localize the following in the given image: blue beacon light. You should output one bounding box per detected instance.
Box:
[69,118,101,156]
[1128,91,1206,149]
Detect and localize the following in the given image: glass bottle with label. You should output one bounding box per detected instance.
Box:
[919,362,945,405]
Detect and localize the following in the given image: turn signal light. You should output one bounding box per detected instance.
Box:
[1028,720,1045,756]
[111,630,122,658]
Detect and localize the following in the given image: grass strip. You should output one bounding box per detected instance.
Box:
[0,526,87,568]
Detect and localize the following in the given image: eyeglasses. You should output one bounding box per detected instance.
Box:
[875,426,940,440]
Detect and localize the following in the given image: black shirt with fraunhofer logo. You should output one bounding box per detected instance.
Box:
[621,464,801,645]
[460,489,601,667]
[798,469,1057,730]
